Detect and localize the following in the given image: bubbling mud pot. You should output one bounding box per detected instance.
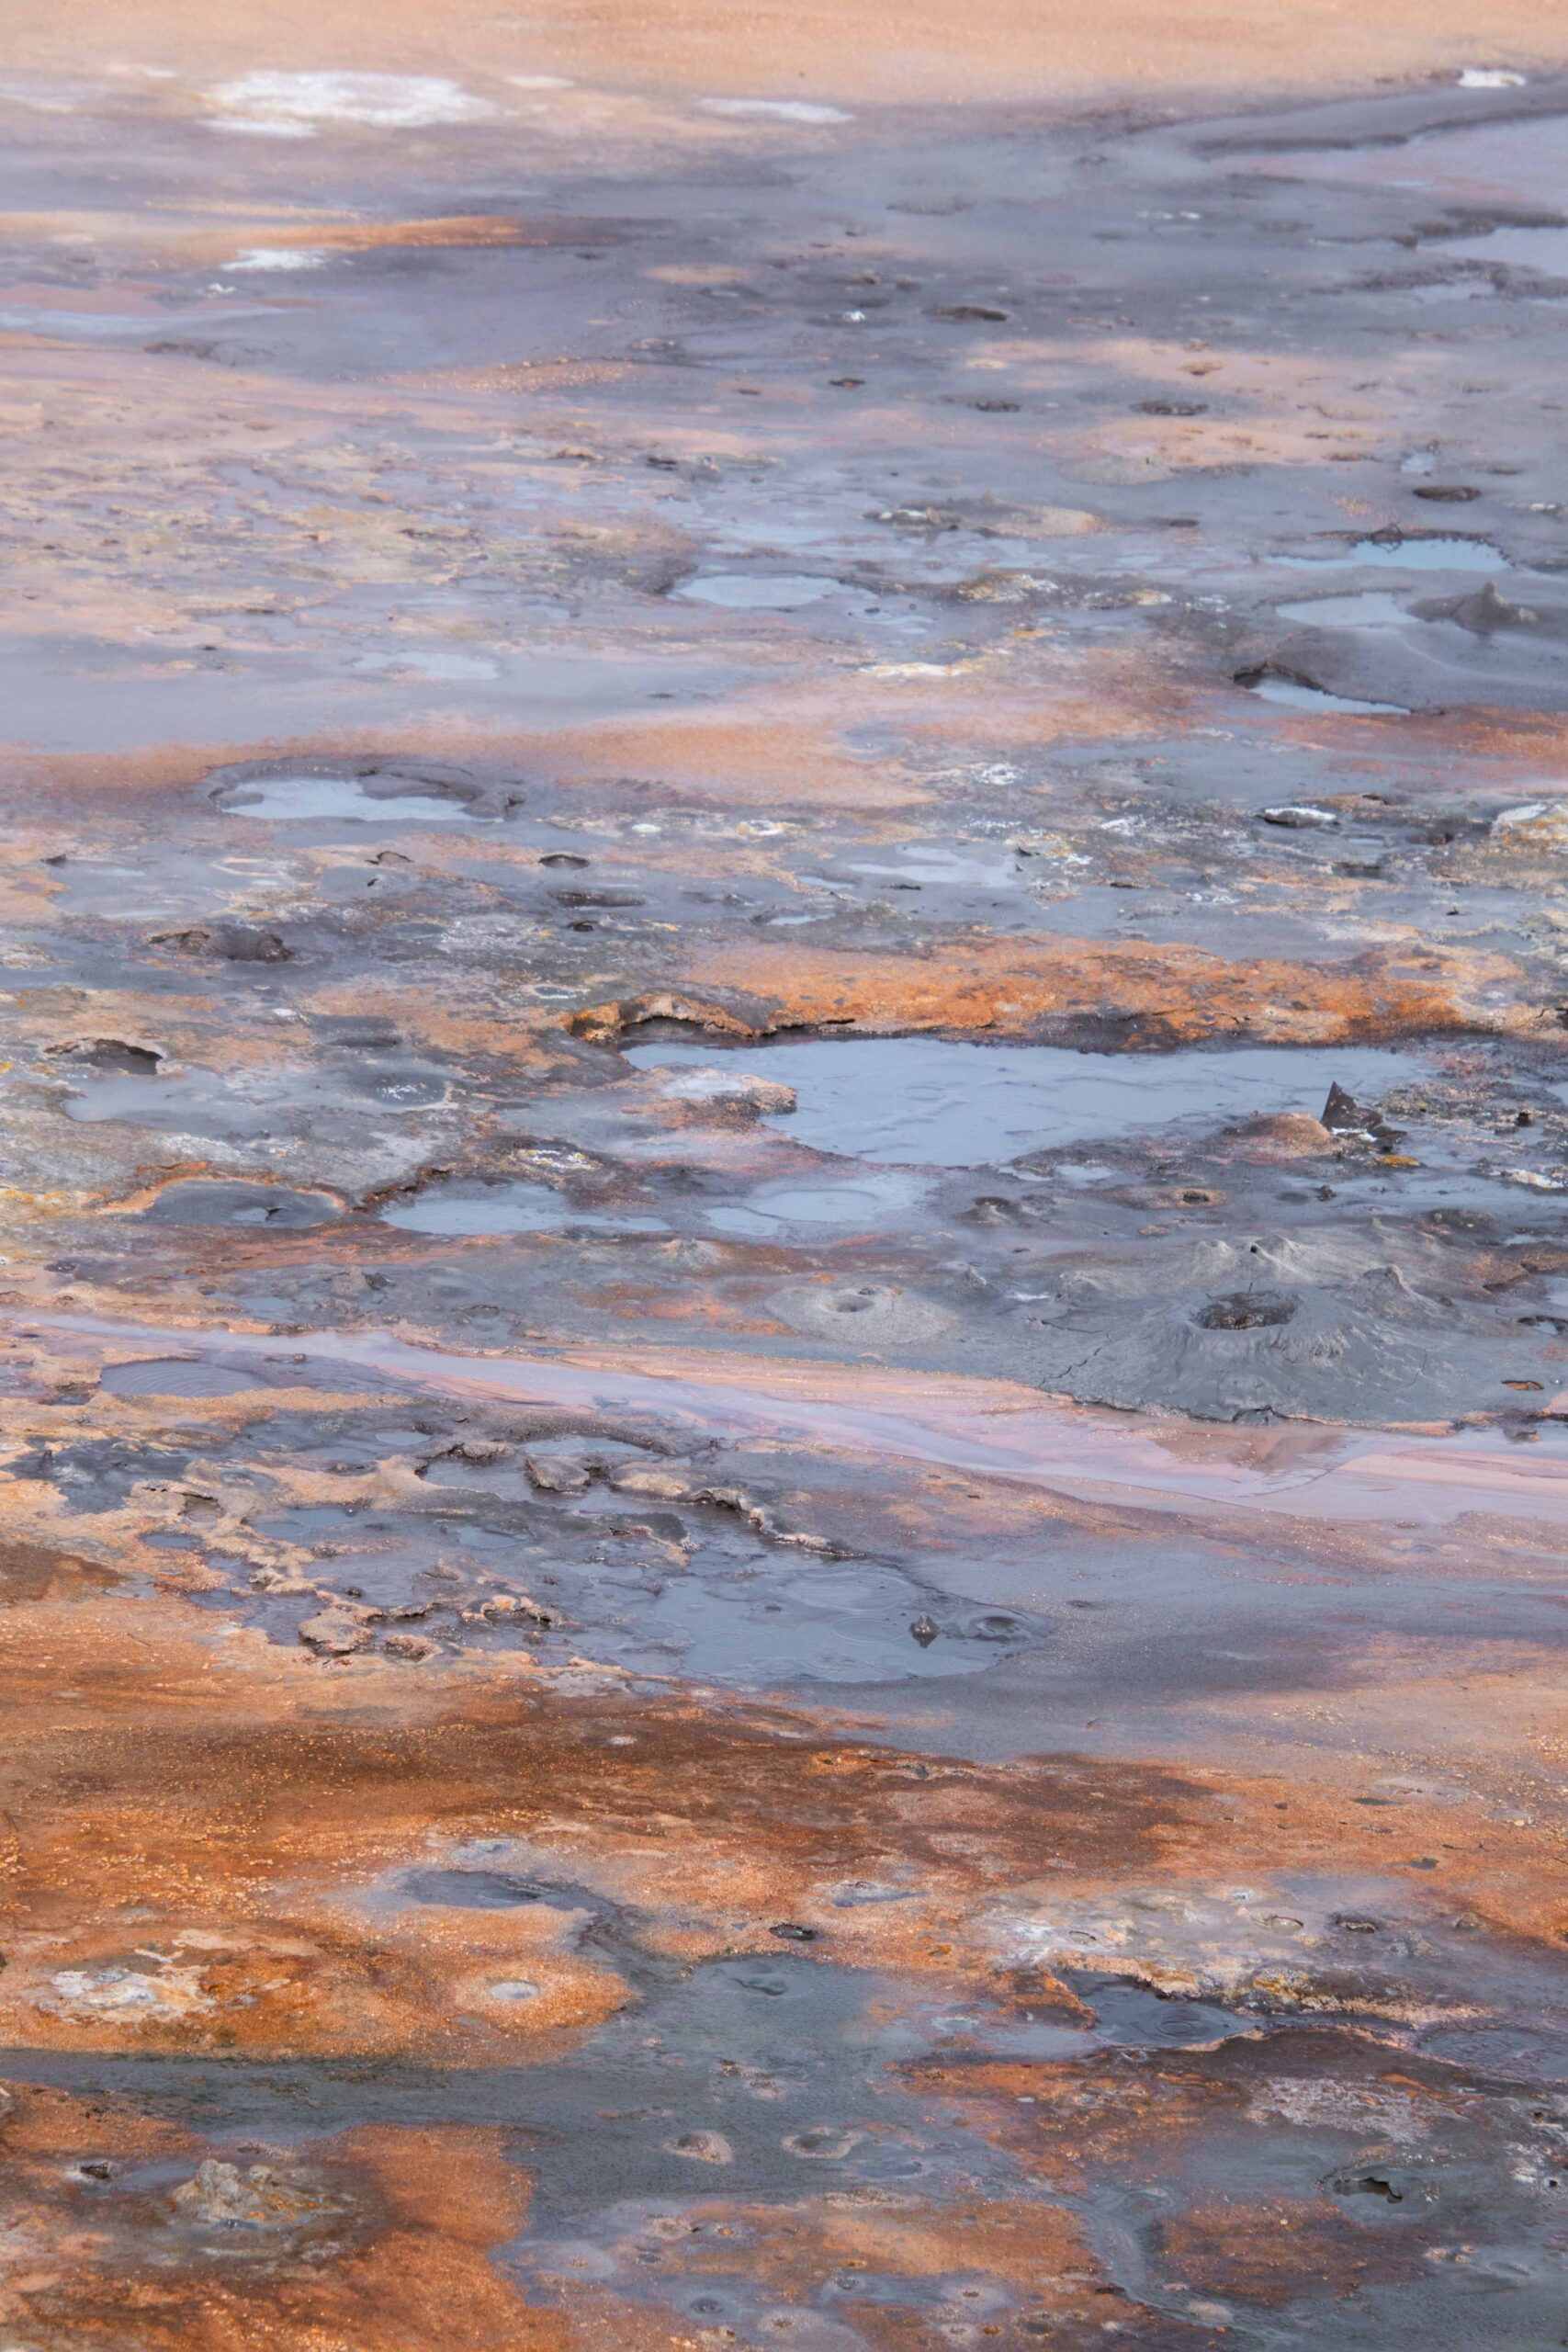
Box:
[0,17,1566,2351]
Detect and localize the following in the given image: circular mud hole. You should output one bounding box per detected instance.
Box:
[1195,1291,1298,1331]
[769,1283,956,1345]
[141,1181,342,1229]
[1323,2164,1436,2216]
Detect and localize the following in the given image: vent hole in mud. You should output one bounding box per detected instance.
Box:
[1195,1292,1297,1331]
[1331,2169,1404,2202]
[47,1039,162,1075]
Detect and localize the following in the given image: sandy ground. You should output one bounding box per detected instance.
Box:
[10,0,1568,107]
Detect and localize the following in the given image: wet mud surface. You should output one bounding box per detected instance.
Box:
[0,38,1565,2352]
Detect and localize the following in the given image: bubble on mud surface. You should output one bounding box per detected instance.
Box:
[1076,1976,1257,2049]
[1418,2024,1568,2082]
[209,73,497,132]
[705,1174,931,1234]
[1259,802,1339,828]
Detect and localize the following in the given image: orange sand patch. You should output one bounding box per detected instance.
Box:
[8,0,1568,111]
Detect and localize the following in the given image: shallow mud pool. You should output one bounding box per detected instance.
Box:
[625,1037,1429,1163]
[0,14,1566,2350]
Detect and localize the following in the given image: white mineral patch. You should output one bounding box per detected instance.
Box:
[209,73,497,134]
[224,248,329,272]
[699,97,851,125]
[44,1963,215,2019]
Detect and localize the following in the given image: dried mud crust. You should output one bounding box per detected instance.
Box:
[0,50,1566,2352]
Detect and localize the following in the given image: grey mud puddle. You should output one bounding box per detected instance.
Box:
[210,772,494,823]
[1239,674,1411,716]
[382,1181,667,1237]
[1446,221,1568,271]
[99,1356,278,1399]
[672,573,844,610]
[1278,535,1513,571]
[625,1037,1426,1167]
[99,1352,394,1398]
[61,1065,444,1129]
[1273,590,1416,627]
[56,1047,451,1135]
[141,1181,344,1228]
[233,1424,1039,1690]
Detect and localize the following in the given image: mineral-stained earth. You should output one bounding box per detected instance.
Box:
[0,6,1565,2344]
